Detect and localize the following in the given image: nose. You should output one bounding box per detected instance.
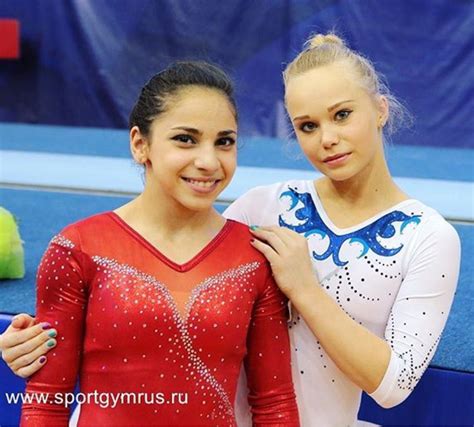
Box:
[194,144,220,172]
[320,125,340,149]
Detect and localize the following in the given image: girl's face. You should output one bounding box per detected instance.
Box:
[131,86,237,213]
[285,63,388,183]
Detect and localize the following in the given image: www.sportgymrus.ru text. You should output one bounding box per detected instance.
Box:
[5,390,189,409]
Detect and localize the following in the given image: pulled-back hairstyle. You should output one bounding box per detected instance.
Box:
[283,33,411,136]
[129,61,237,136]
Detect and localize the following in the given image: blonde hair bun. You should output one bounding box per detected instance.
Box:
[307,33,344,49]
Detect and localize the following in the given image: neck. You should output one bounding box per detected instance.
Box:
[121,185,222,238]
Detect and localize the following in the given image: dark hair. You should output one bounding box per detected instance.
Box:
[129,61,237,135]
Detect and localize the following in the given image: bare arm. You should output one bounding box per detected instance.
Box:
[253,227,390,393]
[290,282,390,392]
[250,226,389,393]
[250,221,460,407]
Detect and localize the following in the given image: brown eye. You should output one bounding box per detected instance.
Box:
[172,134,195,144]
[216,137,236,147]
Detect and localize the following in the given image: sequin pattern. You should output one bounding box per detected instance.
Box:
[91,255,261,421]
[279,187,421,266]
[22,218,299,426]
[224,180,460,425]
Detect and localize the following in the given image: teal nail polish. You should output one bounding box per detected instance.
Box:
[48,330,57,338]
[250,225,259,231]
[47,340,56,348]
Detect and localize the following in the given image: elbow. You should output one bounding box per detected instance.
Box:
[368,349,413,409]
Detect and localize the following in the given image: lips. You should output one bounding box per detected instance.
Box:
[323,152,351,167]
[182,177,219,187]
[324,153,349,162]
[181,177,221,193]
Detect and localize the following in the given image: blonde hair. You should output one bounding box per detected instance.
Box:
[283,33,411,136]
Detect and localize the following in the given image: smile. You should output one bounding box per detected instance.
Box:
[181,177,221,193]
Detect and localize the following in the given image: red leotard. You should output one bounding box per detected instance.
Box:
[21,213,299,426]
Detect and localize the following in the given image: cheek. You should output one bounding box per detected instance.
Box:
[356,122,379,152]
[159,150,191,171]
[297,135,320,160]
[221,151,237,176]
[149,152,190,184]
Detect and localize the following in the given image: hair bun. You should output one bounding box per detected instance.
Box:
[307,33,344,49]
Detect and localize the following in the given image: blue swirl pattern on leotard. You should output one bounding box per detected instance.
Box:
[278,187,421,267]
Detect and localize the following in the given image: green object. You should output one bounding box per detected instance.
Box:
[0,206,25,279]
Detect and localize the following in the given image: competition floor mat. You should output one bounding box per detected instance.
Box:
[1,123,473,425]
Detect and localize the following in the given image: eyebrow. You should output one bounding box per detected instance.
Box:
[328,99,354,112]
[292,99,355,122]
[171,126,236,136]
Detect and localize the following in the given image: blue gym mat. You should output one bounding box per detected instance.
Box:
[1,124,473,222]
[0,187,472,374]
[0,123,473,426]
[1,123,472,373]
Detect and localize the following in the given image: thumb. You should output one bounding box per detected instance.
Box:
[11,313,36,330]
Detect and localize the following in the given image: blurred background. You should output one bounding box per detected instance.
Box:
[1,0,474,147]
[0,0,473,425]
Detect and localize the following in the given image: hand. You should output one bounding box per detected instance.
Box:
[0,314,57,378]
[250,226,318,298]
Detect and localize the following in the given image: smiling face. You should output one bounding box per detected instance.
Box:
[285,62,388,183]
[131,86,237,213]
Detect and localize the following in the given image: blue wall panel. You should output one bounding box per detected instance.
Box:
[0,0,473,148]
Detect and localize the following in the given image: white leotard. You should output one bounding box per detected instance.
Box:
[225,180,460,427]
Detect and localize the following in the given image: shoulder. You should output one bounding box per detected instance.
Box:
[225,220,259,255]
[400,200,461,269]
[53,212,114,249]
[237,180,310,201]
[225,220,273,266]
[224,180,311,223]
[406,200,459,243]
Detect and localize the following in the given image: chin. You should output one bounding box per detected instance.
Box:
[177,195,218,213]
[324,168,359,182]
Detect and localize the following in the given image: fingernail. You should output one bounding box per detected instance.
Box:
[250,238,255,243]
[41,322,51,330]
[47,340,56,348]
[39,356,47,364]
[250,225,259,231]
[47,330,57,338]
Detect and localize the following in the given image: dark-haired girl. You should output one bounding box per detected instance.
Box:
[17,62,299,426]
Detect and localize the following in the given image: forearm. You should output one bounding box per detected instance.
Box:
[290,280,391,393]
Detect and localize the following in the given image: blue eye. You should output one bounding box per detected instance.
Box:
[335,109,352,121]
[172,134,195,144]
[300,122,317,133]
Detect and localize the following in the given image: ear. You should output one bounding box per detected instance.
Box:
[377,95,389,128]
[130,126,150,165]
